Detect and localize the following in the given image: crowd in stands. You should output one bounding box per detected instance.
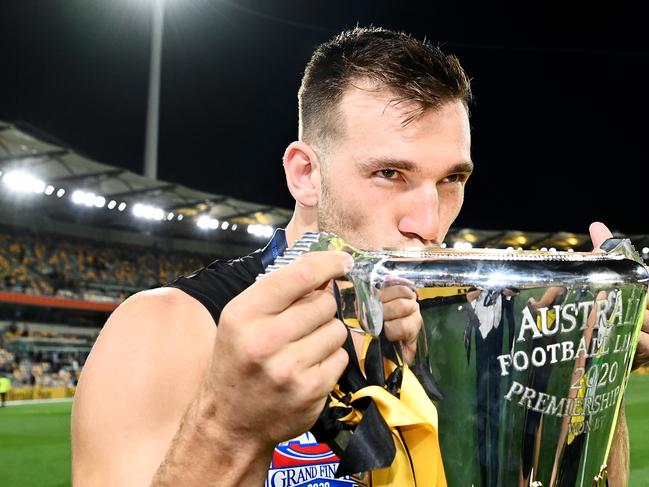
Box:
[0,347,14,372]
[0,229,217,393]
[1,323,92,387]
[3,354,79,388]
[0,230,207,301]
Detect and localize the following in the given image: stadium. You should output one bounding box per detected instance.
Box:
[1,122,647,485]
[2,2,648,487]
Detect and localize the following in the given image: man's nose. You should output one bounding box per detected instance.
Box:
[397,185,440,245]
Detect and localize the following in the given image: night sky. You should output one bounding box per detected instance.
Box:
[2,0,647,235]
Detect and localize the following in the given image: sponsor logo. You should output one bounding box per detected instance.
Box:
[266,433,358,487]
[272,432,339,467]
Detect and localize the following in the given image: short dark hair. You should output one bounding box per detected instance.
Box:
[298,27,472,151]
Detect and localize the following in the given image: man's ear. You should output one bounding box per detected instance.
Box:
[283,141,322,207]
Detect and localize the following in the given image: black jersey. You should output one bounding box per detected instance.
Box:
[165,230,356,485]
[167,229,287,324]
[167,250,263,324]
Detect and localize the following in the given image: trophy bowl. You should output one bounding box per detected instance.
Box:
[265,233,649,487]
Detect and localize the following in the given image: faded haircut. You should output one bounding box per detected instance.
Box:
[298,26,473,153]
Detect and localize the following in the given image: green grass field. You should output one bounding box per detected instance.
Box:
[628,375,649,486]
[0,400,71,487]
[0,376,647,486]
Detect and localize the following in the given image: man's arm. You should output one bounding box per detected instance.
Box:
[607,403,630,486]
[72,251,353,487]
[72,288,234,486]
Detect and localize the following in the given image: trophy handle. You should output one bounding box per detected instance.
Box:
[600,237,644,264]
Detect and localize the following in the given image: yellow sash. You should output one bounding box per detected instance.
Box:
[329,359,447,486]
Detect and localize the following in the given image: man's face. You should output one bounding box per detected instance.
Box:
[316,85,472,250]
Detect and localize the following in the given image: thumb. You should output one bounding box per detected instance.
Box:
[589,221,614,251]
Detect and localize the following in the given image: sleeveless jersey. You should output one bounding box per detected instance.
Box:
[168,230,360,487]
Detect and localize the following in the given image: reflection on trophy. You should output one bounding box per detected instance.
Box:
[264,233,648,487]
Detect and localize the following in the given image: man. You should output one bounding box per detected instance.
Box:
[0,371,10,407]
[72,27,647,486]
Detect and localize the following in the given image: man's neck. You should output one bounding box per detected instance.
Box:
[284,206,318,247]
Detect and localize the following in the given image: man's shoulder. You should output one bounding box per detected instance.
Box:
[73,289,218,482]
[84,288,216,395]
[110,287,217,331]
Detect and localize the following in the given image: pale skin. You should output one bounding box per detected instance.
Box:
[72,84,647,485]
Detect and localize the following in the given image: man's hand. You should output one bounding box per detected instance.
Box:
[199,250,353,450]
[75,250,353,487]
[589,221,649,369]
[379,283,423,364]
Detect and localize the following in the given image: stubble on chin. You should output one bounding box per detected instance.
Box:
[316,178,371,249]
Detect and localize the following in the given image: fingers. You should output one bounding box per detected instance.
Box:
[633,332,649,369]
[384,315,420,364]
[383,298,422,365]
[382,295,419,322]
[309,348,349,397]
[379,284,417,304]
[279,289,339,341]
[632,308,649,369]
[589,221,614,251]
[380,285,422,363]
[282,318,348,368]
[245,251,353,315]
[269,338,349,403]
[384,314,422,346]
[381,276,416,291]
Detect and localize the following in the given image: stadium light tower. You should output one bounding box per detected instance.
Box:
[143,0,165,180]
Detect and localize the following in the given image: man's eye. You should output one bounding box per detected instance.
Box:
[444,174,466,184]
[377,169,399,179]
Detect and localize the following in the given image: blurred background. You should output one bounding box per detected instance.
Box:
[0,1,647,486]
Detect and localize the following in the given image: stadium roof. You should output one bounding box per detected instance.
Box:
[1,120,647,261]
[0,120,292,235]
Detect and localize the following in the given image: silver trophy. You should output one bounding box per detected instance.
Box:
[265,233,649,487]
